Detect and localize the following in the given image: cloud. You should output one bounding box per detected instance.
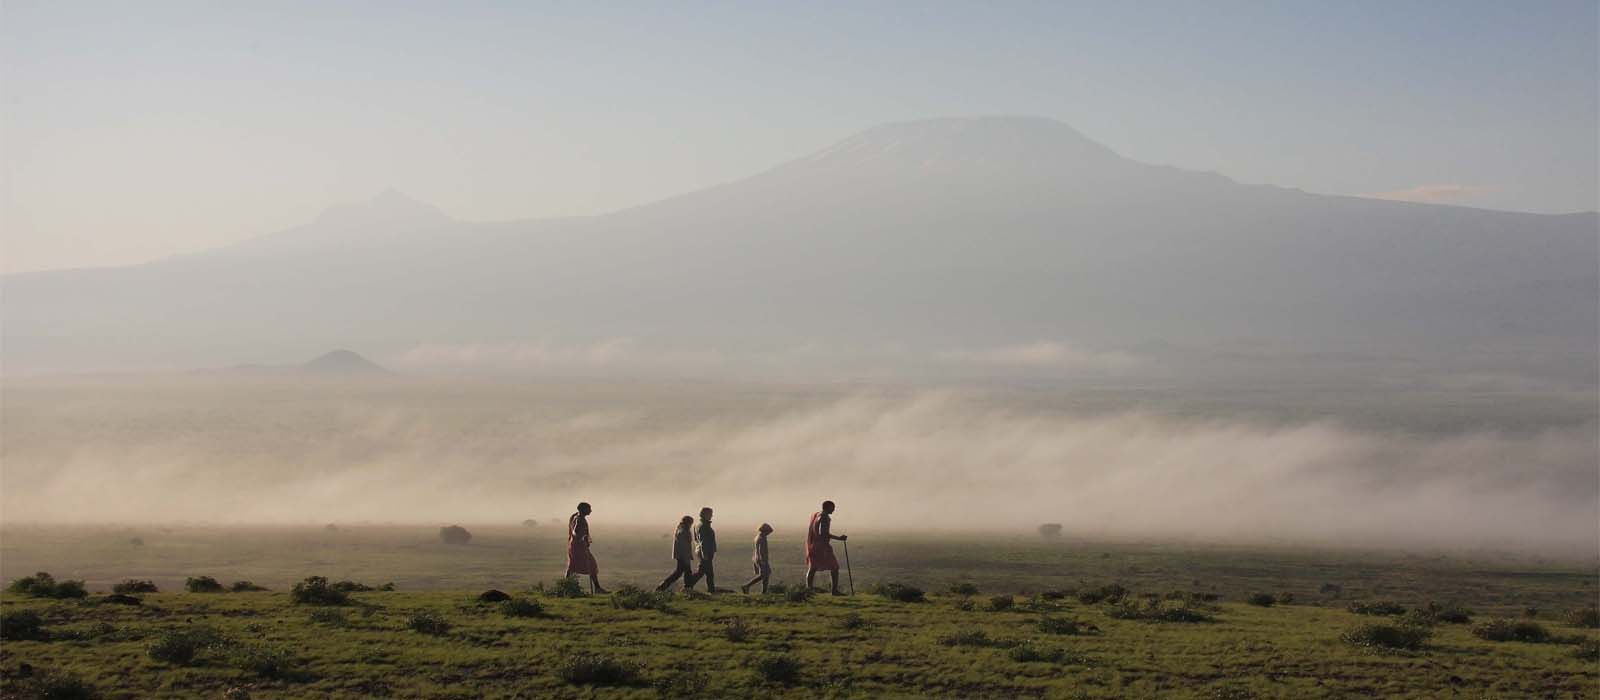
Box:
[1365,184,1497,204]
[939,341,1140,371]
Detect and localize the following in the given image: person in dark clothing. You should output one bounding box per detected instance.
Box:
[566,502,606,594]
[741,523,774,594]
[656,516,695,592]
[684,506,719,592]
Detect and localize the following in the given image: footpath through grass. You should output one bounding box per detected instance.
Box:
[2,580,1596,699]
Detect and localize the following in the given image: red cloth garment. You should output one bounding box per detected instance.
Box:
[805,511,839,571]
[567,512,598,575]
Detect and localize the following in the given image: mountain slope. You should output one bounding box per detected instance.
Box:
[3,117,1595,380]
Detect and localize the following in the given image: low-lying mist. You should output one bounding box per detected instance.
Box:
[2,378,1593,554]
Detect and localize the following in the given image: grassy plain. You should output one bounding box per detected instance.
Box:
[2,526,1596,699]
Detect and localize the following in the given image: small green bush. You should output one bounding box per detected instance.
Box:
[753,654,802,685]
[229,581,268,592]
[185,576,225,593]
[1471,618,1551,643]
[1007,642,1065,663]
[558,653,641,686]
[1077,584,1127,605]
[837,612,870,630]
[1347,601,1406,616]
[1,610,47,640]
[543,577,587,598]
[307,608,348,626]
[112,579,159,594]
[940,628,995,647]
[952,598,975,611]
[147,626,229,665]
[406,611,451,636]
[724,616,751,642]
[500,598,544,618]
[7,572,88,599]
[1565,606,1599,629]
[1341,623,1431,650]
[1038,617,1097,635]
[988,595,1015,612]
[226,644,306,679]
[1402,602,1474,626]
[948,582,980,596]
[1038,589,1069,601]
[289,576,349,606]
[1106,599,1213,623]
[1246,593,1276,607]
[652,665,709,697]
[872,582,926,603]
[783,586,814,603]
[609,585,673,611]
[21,670,99,700]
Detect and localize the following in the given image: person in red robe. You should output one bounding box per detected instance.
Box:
[565,502,606,593]
[805,500,847,595]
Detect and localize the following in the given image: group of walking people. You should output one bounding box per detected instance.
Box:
[564,500,850,596]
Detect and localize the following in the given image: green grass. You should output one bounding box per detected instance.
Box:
[1,587,1595,699]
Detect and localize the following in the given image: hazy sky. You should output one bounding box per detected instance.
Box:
[3,0,1596,274]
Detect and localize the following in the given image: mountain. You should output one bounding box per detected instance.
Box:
[300,349,392,376]
[3,117,1595,383]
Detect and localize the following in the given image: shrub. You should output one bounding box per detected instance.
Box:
[331,580,378,593]
[477,589,511,603]
[948,582,980,597]
[112,579,159,594]
[952,598,975,611]
[1341,623,1431,651]
[652,665,710,697]
[724,616,751,642]
[1106,599,1213,623]
[99,594,142,606]
[1007,642,1065,663]
[1077,584,1127,605]
[988,595,1015,612]
[872,582,926,603]
[1346,601,1406,616]
[290,576,350,605]
[753,654,802,685]
[1565,606,1599,629]
[1038,589,1069,601]
[7,572,88,599]
[1,610,47,640]
[308,608,348,626]
[1471,618,1551,643]
[147,626,229,665]
[543,577,587,598]
[226,644,306,679]
[500,598,544,618]
[837,612,870,630]
[406,611,451,636]
[229,581,268,592]
[1246,593,1276,607]
[185,576,225,593]
[1406,601,1473,626]
[1037,523,1064,538]
[783,586,814,603]
[940,628,993,647]
[21,670,99,700]
[438,525,472,545]
[558,653,641,686]
[609,585,673,611]
[1038,617,1097,635]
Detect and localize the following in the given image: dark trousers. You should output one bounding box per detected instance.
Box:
[685,555,715,591]
[656,558,693,591]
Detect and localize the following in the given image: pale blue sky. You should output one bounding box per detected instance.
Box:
[3,0,1596,273]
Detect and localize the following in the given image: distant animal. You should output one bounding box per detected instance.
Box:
[477,589,511,603]
[1037,523,1064,538]
[438,525,472,545]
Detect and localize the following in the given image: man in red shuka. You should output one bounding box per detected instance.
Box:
[805,500,847,595]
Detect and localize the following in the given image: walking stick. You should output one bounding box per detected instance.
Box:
[843,539,854,596]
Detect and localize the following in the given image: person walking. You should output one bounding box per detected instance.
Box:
[565,502,606,594]
[741,523,774,594]
[805,500,847,595]
[684,506,718,592]
[656,516,696,592]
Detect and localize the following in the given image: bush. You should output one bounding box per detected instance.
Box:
[226,644,306,680]
[940,628,994,647]
[987,595,1015,612]
[477,589,511,603]
[1038,589,1069,601]
[754,654,802,685]
[948,582,980,596]
[837,612,870,630]
[406,611,451,636]
[1246,593,1276,607]
[289,576,349,606]
[543,577,587,598]
[609,585,673,611]
[1471,618,1551,643]
[724,616,751,642]
[1008,642,1066,663]
[1077,584,1128,605]
[500,598,544,618]
[7,572,89,599]
[147,626,229,665]
[112,579,159,594]
[1405,601,1473,626]
[185,576,225,593]
[20,670,99,700]
[308,608,348,626]
[783,586,814,603]
[438,525,472,545]
[871,582,925,603]
[229,581,268,592]
[1038,617,1097,635]
[652,665,710,697]
[98,594,142,606]
[558,653,641,686]
[331,580,379,593]
[1341,623,1431,651]
[1,610,47,640]
[1565,606,1599,629]
[1277,592,1295,605]
[1106,599,1213,623]
[1346,601,1406,616]
[952,598,975,611]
